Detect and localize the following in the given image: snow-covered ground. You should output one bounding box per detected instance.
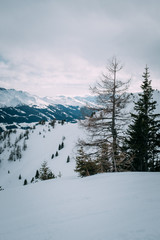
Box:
[0,122,84,189]
[0,172,160,240]
[0,122,160,240]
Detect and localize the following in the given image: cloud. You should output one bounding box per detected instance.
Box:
[0,0,160,96]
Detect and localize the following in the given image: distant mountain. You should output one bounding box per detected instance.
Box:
[0,88,96,130]
[0,88,97,108]
[0,87,160,131]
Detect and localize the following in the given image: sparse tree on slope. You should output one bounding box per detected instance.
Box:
[76,57,130,174]
[125,66,160,171]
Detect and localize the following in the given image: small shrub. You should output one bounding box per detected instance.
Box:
[67,156,70,163]
[55,151,58,157]
[23,179,28,185]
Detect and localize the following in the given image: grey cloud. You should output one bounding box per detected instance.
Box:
[0,0,160,96]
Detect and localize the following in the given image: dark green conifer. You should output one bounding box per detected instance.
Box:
[67,156,70,163]
[35,170,40,179]
[125,66,160,171]
[75,147,98,177]
[23,179,28,185]
[55,151,58,157]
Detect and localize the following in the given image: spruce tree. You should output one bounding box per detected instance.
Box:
[67,156,70,163]
[39,161,55,180]
[75,146,98,177]
[125,66,160,171]
[23,179,28,185]
[35,170,40,179]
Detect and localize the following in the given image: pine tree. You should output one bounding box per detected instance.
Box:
[67,156,70,163]
[35,170,39,179]
[31,177,34,183]
[16,145,22,159]
[58,144,61,151]
[39,161,55,180]
[22,140,27,151]
[125,66,160,171]
[8,150,15,161]
[23,179,28,185]
[75,146,98,177]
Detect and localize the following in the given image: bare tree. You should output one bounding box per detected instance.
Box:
[77,57,130,173]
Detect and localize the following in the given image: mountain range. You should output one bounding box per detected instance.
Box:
[0,87,160,131]
[0,88,97,130]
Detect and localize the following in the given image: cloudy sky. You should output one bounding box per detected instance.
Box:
[0,0,160,97]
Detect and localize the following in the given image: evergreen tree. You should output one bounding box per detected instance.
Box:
[67,156,70,163]
[125,66,160,171]
[8,150,15,161]
[35,170,40,179]
[16,145,22,159]
[39,161,55,180]
[31,177,34,183]
[75,146,98,177]
[22,140,27,151]
[55,151,58,157]
[58,144,61,151]
[23,179,28,185]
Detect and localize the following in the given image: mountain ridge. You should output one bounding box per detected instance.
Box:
[0,87,160,130]
[0,87,96,108]
[0,88,96,128]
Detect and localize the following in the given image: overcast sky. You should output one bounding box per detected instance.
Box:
[0,0,160,97]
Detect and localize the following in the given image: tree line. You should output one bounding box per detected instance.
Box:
[75,57,160,177]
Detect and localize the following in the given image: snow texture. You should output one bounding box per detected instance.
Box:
[0,122,160,240]
[0,172,160,240]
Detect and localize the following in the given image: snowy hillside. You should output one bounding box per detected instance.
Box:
[0,122,160,240]
[0,122,84,189]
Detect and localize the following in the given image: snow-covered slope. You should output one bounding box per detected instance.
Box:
[0,88,48,108]
[0,122,84,189]
[1,88,160,127]
[0,171,160,240]
[0,122,160,240]
[0,87,96,108]
[0,88,97,126]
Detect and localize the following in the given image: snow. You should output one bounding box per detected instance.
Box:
[0,122,160,240]
[0,122,84,189]
[0,88,97,108]
[0,172,160,240]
